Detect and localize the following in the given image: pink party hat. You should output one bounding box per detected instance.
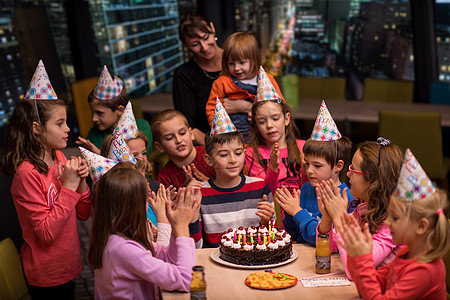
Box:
[24,60,58,100]
[256,66,282,101]
[93,65,124,100]
[109,130,137,164]
[311,100,342,141]
[115,102,138,139]
[394,149,436,201]
[79,147,118,183]
[210,98,237,135]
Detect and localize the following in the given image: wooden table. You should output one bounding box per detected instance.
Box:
[138,93,450,127]
[161,244,360,300]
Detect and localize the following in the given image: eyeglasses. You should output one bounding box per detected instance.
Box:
[348,164,364,175]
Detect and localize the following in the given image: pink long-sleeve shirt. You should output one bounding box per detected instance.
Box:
[319,202,400,280]
[95,234,196,300]
[11,150,91,286]
[245,140,308,194]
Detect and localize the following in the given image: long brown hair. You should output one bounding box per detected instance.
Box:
[358,140,403,233]
[87,165,155,269]
[0,99,67,175]
[249,100,302,176]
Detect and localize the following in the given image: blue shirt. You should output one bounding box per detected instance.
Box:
[283,181,355,245]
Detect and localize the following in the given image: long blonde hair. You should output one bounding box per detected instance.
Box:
[390,189,450,263]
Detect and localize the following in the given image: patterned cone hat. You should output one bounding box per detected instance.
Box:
[256,66,282,101]
[25,60,58,100]
[210,98,237,135]
[115,102,138,139]
[79,147,118,183]
[311,100,342,141]
[93,65,124,100]
[108,130,137,164]
[394,148,436,201]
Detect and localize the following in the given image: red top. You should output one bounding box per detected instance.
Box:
[11,150,91,286]
[157,146,216,188]
[348,246,446,299]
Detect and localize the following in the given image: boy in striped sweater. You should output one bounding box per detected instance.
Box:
[189,99,274,248]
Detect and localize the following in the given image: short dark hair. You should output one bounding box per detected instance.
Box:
[303,136,352,167]
[87,86,129,111]
[205,131,244,156]
[179,13,214,44]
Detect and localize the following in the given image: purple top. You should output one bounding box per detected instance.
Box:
[95,234,195,300]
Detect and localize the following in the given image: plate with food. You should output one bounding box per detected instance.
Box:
[245,271,298,290]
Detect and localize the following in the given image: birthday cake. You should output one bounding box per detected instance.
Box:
[219,224,293,266]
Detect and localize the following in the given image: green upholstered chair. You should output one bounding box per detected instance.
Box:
[363,78,413,103]
[378,110,450,188]
[298,77,346,101]
[0,238,31,300]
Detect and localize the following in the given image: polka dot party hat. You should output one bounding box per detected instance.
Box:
[24,60,58,100]
[394,148,436,201]
[115,102,138,139]
[210,97,237,135]
[108,130,137,164]
[93,65,124,100]
[79,147,118,183]
[310,100,342,141]
[256,66,282,101]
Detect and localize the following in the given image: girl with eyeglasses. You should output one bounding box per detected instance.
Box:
[316,138,404,280]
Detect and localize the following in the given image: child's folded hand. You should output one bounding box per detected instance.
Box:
[275,186,301,216]
[256,194,274,226]
[60,158,81,192]
[151,184,169,224]
[337,213,372,257]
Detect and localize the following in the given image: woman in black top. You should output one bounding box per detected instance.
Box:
[172,13,223,145]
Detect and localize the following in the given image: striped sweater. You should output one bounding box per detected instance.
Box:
[189,174,273,248]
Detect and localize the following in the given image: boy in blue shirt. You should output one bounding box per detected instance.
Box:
[276,101,355,244]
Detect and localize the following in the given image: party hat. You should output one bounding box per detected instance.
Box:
[310,100,342,141]
[210,98,237,135]
[256,66,282,101]
[115,102,138,139]
[93,65,124,100]
[394,148,435,201]
[24,60,58,100]
[109,130,137,164]
[79,147,118,183]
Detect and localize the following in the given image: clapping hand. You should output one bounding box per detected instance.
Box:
[166,187,201,237]
[276,186,301,216]
[269,143,280,172]
[337,213,372,257]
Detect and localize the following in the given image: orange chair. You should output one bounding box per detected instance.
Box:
[71,77,97,138]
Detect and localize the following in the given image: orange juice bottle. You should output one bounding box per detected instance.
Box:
[315,233,331,274]
[190,266,206,299]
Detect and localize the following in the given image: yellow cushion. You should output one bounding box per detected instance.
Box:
[0,238,31,300]
[71,77,97,138]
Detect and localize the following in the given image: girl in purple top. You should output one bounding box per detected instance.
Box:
[88,166,200,299]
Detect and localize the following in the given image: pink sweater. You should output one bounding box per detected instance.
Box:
[11,150,91,286]
[348,246,446,299]
[245,140,308,194]
[95,234,195,300]
[319,202,400,280]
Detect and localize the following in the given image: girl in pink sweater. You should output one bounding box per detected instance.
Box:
[0,61,91,299]
[246,99,307,194]
[339,149,449,299]
[317,138,403,279]
[88,166,199,299]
